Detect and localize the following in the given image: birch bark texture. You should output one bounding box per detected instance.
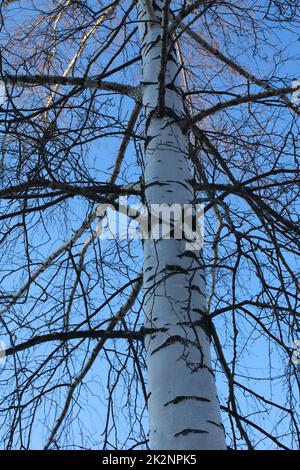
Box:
[137,0,226,450]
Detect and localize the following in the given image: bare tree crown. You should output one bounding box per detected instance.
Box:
[0,0,299,450]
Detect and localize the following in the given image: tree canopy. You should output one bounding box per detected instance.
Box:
[0,0,299,450]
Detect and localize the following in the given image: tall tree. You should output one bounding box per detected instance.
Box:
[0,0,299,450]
[137,0,225,449]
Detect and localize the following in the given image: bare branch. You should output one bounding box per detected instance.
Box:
[1,73,139,99]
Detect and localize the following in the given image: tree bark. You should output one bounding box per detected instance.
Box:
[137,0,226,450]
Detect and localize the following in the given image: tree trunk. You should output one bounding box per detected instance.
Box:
[138,0,226,450]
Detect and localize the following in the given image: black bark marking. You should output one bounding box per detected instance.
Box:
[164,395,211,406]
[145,273,156,283]
[191,285,202,293]
[174,429,209,437]
[207,420,225,431]
[174,317,211,338]
[165,264,187,274]
[192,308,206,315]
[144,181,169,190]
[141,81,158,86]
[143,35,162,55]
[178,250,199,261]
[150,335,197,355]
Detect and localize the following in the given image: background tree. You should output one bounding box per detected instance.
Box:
[0,0,300,450]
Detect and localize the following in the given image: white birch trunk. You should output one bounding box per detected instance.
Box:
[137,0,226,450]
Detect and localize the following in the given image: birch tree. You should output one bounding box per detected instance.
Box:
[0,0,300,450]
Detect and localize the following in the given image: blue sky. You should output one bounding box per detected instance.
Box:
[0,0,299,450]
